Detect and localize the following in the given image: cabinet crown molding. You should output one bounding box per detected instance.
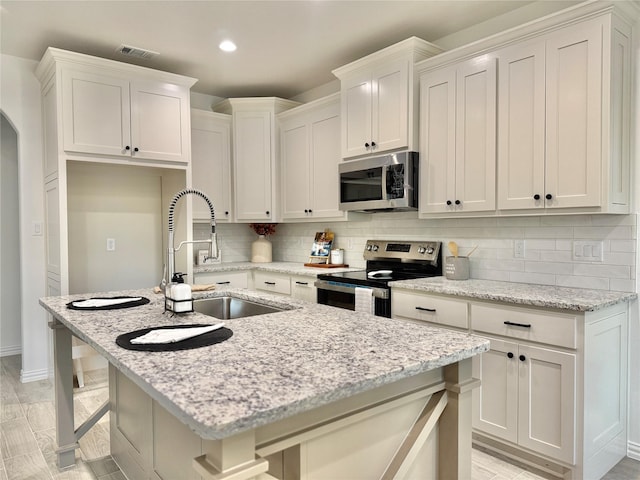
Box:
[276,92,340,120]
[213,97,301,115]
[35,47,197,88]
[416,0,637,74]
[332,36,443,79]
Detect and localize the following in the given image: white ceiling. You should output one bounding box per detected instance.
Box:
[1,1,579,99]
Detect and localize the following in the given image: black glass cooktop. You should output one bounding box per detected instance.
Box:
[317,269,439,288]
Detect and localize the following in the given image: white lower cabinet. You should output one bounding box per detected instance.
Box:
[194,271,249,289]
[392,290,468,330]
[391,287,628,479]
[253,271,291,296]
[290,275,317,303]
[473,337,576,464]
[253,271,317,302]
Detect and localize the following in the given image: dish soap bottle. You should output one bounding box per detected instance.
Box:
[169,273,192,313]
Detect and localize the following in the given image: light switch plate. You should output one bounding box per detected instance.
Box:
[514,239,526,258]
[106,238,116,251]
[572,240,603,262]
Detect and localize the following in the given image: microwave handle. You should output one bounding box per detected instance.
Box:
[381,165,389,200]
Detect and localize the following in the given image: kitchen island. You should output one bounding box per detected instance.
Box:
[40,287,488,479]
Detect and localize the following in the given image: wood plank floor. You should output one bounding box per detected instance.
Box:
[1,355,638,479]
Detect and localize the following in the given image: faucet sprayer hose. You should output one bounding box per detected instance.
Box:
[168,188,216,233]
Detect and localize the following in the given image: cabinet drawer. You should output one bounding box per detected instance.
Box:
[254,271,291,295]
[471,302,577,349]
[290,275,317,303]
[194,271,248,289]
[392,290,468,329]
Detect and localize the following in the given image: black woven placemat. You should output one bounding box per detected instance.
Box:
[67,296,150,311]
[116,324,233,352]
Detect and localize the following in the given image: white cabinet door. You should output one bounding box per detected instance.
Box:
[281,121,310,219]
[454,57,496,212]
[62,69,131,157]
[191,110,232,221]
[341,70,372,158]
[130,80,191,163]
[544,18,602,209]
[419,56,496,215]
[472,338,518,443]
[233,111,273,221]
[309,108,342,219]
[517,345,576,464]
[371,59,409,154]
[419,66,456,214]
[497,40,546,210]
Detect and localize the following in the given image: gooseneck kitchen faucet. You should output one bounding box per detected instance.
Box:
[161,188,218,292]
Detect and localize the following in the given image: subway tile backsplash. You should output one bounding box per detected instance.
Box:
[194,213,637,293]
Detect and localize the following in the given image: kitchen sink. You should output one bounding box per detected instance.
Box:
[194,296,285,320]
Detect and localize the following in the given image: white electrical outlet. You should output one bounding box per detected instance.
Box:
[514,239,525,258]
[572,240,603,262]
[32,221,43,236]
[106,238,116,251]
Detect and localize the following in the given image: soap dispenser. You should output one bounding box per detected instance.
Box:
[168,273,193,313]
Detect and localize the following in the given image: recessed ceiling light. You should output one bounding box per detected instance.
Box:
[219,40,237,52]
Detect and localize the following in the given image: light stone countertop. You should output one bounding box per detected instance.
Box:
[389,277,637,312]
[193,261,361,277]
[39,288,488,441]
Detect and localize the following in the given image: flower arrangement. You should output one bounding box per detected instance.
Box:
[249,223,277,236]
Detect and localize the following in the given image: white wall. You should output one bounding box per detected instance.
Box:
[67,163,163,294]
[0,54,48,381]
[1,113,22,356]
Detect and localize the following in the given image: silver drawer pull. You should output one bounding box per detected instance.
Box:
[504,321,532,328]
[416,306,436,312]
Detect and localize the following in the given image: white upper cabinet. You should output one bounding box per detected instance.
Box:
[416,3,633,217]
[333,37,442,159]
[495,12,631,213]
[190,110,232,222]
[418,55,497,216]
[279,94,348,222]
[214,98,299,222]
[38,48,196,165]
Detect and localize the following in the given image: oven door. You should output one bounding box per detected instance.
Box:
[315,280,391,318]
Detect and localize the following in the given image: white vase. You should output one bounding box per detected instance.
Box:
[251,235,272,263]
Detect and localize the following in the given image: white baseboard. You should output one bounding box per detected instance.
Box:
[0,345,21,357]
[628,441,640,461]
[20,367,50,383]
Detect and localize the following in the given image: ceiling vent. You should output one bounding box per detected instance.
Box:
[116,44,159,60]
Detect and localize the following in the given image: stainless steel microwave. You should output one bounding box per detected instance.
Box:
[339,151,418,212]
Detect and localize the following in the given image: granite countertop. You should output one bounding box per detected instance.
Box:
[39,288,488,441]
[193,261,361,276]
[389,277,637,312]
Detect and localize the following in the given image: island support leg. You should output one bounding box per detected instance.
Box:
[439,358,480,480]
[194,431,269,480]
[50,319,78,469]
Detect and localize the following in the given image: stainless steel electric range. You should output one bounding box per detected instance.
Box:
[315,240,442,318]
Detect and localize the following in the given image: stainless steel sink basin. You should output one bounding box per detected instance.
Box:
[194,296,285,319]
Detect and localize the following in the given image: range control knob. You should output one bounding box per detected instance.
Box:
[425,246,435,254]
[372,244,379,252]
[366,244,373,251]
[417,246,426,254]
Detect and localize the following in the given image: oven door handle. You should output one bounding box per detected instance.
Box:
[314,280,389,299]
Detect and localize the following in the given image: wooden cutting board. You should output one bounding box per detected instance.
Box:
[303,263,349,268]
